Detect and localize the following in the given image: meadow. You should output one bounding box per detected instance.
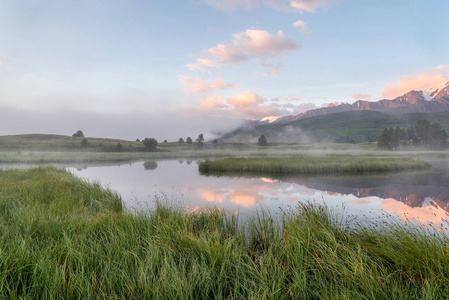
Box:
[1,167,449,299]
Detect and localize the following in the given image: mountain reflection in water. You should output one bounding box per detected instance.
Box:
[67,160,449,227]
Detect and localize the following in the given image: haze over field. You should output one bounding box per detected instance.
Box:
[0,0,448,141]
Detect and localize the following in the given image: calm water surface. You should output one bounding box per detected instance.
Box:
[67,159,449,228]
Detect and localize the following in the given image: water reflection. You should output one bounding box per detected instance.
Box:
[64,160,449,227]
[143,161,158,171]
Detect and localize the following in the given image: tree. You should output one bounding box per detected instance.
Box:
[258,134,268,146]
[429,122,448,149]
[163,140,168,143]
[143,138,158,151]
[186,137,193,144]
[72,130,84,138]
[414,119,431,147]
[116,142,123,152]
[196,133,204,147]
[378,128,393,150]
[178,138,184,143]
[81,138,89,147]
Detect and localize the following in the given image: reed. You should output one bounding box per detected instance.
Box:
[199,156,431,175]
[0,167,448,299]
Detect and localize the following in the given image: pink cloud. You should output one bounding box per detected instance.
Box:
[259,61,284,75]
[189,29,301,71]
[227,91,267,108]
[351,93,372,100]
[382,65,449,99]
[293,20,312,34]
[198,96,227,110]
[179,76,238,94]
[285,95,301,101]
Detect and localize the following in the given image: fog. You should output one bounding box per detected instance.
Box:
[0,105,246,142]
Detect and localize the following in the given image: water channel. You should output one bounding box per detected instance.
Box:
[63,159,449,229]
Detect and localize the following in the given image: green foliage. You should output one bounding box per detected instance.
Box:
[378,119,448,150]
[72,130,84,138]
[80,138,89,147]
[178,138,184,143]
[143,138,158,151]
[186,137,193,144]
[199,157,430,174]
[1,167,449,298]
[116,142,123,152]
[258,134,268,146]
[196,133,204,146]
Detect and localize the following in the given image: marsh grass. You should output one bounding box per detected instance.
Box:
[1,167,449,298]
[199,156,431,175]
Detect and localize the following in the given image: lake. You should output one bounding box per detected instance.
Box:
[67,159,449,228]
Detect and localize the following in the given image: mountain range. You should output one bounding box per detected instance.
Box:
[221,82,449,143]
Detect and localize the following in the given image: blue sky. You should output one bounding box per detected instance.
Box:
[0,0,448,140]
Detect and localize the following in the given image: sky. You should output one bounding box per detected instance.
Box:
[1,0,448,141]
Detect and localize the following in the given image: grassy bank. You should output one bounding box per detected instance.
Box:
[199,156,431,175]
[1,167,448,298]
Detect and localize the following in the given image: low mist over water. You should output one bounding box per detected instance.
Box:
[66,159,449,228]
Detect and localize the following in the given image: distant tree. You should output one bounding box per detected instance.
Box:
[429,122,448,149]
[136,138,140,142]
[258,134,268,146]
[378,119,448,150]
[81,138,89,148]
[116,142,123,152]
[178,138,185,143]
[163,140,168,143]
[143,138,158,151]
[196,133,204,147]
[414,119,431,147]
[212,139,218,144]
[186,137,193,144]
[72,130,84,138]
[378,128,392,150]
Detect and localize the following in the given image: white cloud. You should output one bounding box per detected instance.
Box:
[202,0,340,12]
[189,29,301,71]
[179,76,238,94]
[203,0,260,10]
[293,20,312,34]
[290,0,339,12]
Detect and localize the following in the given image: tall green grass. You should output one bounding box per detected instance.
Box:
[0,167,448,298]
[199,156,431,175]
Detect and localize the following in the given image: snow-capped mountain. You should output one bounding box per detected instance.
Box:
[274,81,449,124]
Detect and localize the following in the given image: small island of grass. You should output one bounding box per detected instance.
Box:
[199,156,431,175]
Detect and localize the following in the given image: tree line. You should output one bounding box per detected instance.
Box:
[378,119,448,150]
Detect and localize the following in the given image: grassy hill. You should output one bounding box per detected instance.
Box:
[221,110,449,143]
[0,134,147,152]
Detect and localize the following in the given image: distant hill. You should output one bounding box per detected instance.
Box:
[220,110,449,143]
[221,82,449,143]
[0,134,144,151]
